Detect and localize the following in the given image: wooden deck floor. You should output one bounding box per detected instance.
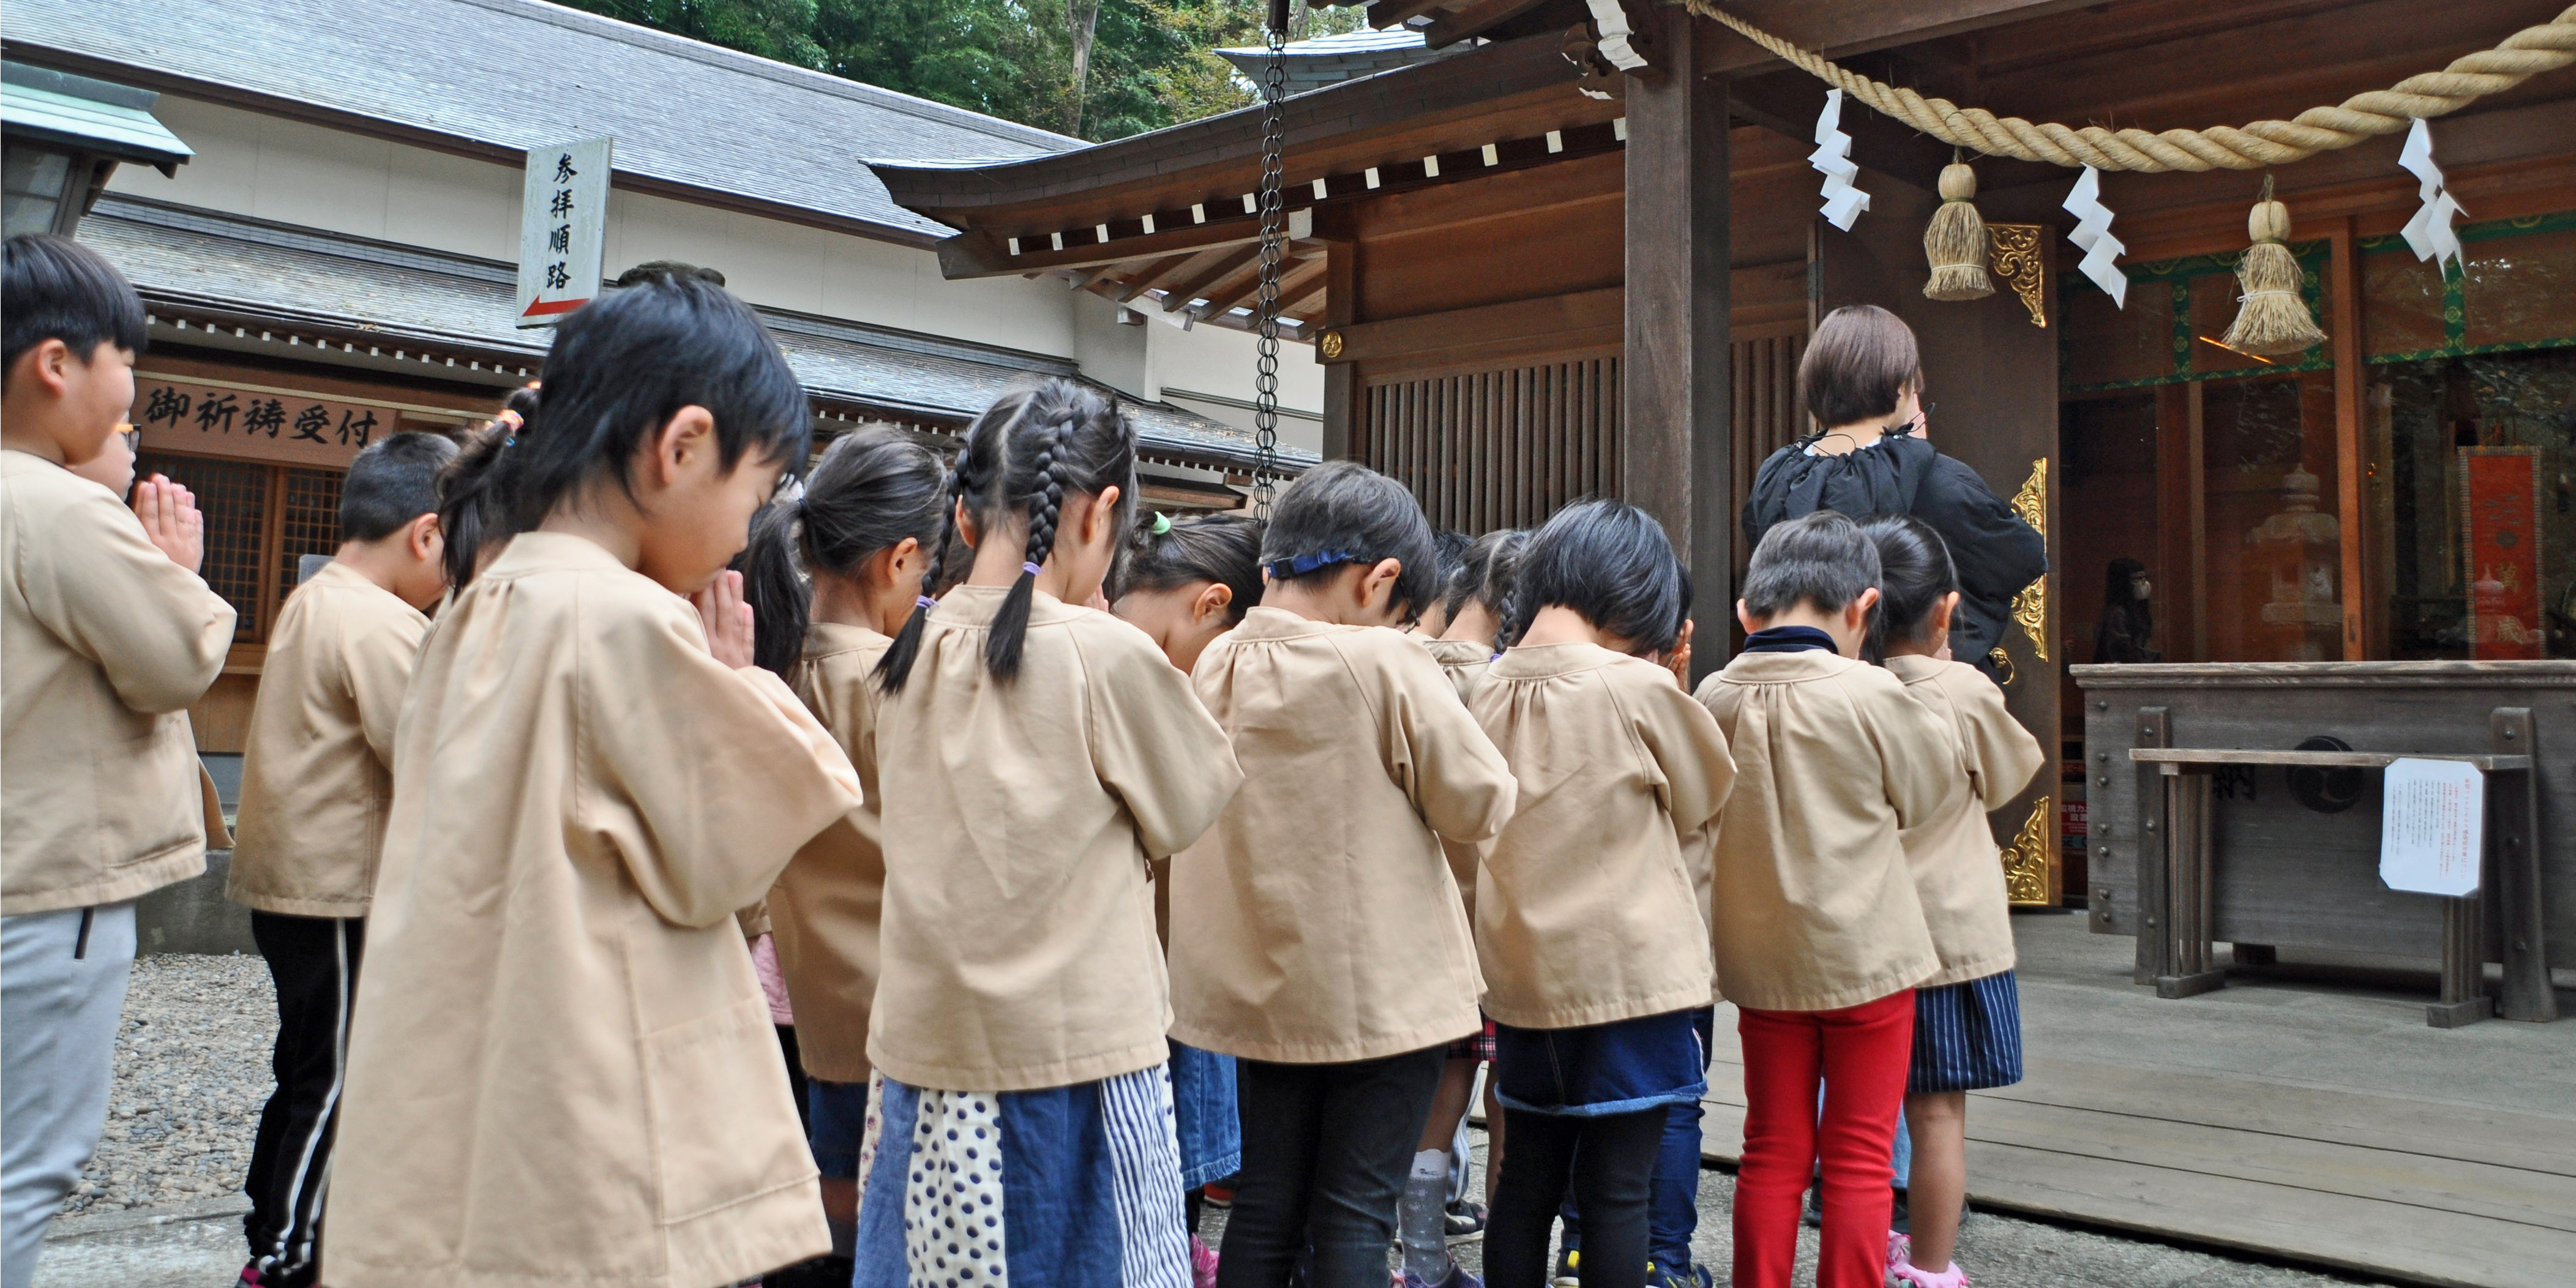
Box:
[1696,917,2576,1288]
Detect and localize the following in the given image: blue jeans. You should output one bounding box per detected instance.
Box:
[806,1079,866,1180]
[1559,1006,1716,1270]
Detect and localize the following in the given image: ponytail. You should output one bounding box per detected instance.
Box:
[741,428,946,681]
[986,414,1076,681]
[436,385,541,588]
[736,499,806,678]
[874,462,964,693]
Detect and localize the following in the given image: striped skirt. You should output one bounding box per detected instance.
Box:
[1908,970,2023,1093]
[851,1064,1191,1288]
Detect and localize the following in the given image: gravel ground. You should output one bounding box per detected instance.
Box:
[59,954,275,1217]
[47,964,2385,1287]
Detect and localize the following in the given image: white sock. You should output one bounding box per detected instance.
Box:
[1399,1150,1451,1279]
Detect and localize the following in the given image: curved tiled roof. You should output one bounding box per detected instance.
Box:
[1,0,1074,240]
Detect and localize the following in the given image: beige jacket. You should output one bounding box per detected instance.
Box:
[1884,654,2045,987]
[326,533,861,1288]
[1420,634,1498,915]
[771,621,896,1084]
[1470,643,1735,1029]
[871,586,1241,1093]
[1169,609,1516,1063]
[1,450,234,915]
[1693,650,1960,1013]
[227,561,428,917]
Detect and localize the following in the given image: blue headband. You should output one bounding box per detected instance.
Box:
[1264,549,1366,580]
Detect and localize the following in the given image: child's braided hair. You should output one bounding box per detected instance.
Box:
[875,378,1137,690]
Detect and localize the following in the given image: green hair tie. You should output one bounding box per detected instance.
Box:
[1150,512,1172,534]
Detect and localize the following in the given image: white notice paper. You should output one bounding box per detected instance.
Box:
[2378,758,2484,897]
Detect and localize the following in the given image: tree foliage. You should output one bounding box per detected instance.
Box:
[563,0,1361,141]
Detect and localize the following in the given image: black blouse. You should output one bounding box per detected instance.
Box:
[1740,432,2049,672]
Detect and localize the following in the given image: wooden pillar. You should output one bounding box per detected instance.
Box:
[1319,238,1358,461]
[2328,217,2367,660]
[1622,3,1731,676]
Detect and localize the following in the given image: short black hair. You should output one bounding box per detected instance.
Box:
[1741,509,1879,620]
[1260,460,1439,623]
[1799,304,1921,429]
[1115,513,1265,625]
[1859,514,1957,663]
[1508,500,1691,654]
[4,234,148,382]
[1443,528,1528,624]
[340,432,460,543]
[1429,530,1471,604]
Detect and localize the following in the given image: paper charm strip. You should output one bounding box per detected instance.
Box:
[2398,118,2466,273]
[1809,89,1870,231]
[1582,0,1648,70]
[2062,165,2127,308]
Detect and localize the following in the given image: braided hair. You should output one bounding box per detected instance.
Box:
[875,379,1137,691]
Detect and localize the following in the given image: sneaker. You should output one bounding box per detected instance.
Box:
[1443,1199,1487,1243]
[1647,1260,1713,1288]
[1191,1237,1219,1288]
[1402,1266,1483,1288]
[1202,1179,1238,1207]
[1551,1248,1579,1287]
[1802,1184,1823,1227]
[1890,1260,1969,1288]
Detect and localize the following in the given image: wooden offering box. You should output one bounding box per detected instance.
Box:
[2074,662,2574,1025]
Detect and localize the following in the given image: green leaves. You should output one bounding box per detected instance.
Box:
[563,0,1364,140]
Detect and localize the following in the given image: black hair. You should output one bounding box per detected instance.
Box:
[436,385,542,588]
[1428,530,1471,608]
[875,378,1139,690]
[735,427,946,678]
[340,432,460,544]
[1506,500,1692,654]
[613,260,727,288]
[1859,514,1958,664]
[1741,509,1879,620]
[1443,528,1529,627]
[1258,460,1439,623]
[4,234,148,381]
[433,274,809,580]
[1113,513,1265,625]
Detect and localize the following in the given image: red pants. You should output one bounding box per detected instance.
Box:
[1733,990,1915,1288]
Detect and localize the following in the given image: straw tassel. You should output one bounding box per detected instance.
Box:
[2221,176,2327,356]
[1922,159,1993,301]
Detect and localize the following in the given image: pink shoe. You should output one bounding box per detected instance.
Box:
[1191,1235,1219,1288]
[1886,1230,1912,1273]
[1891,1260,1969,1288]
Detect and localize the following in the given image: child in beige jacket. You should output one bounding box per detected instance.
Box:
[1,235,234,1285]
[1860,517,2045,1288]
[1469,501,1735,1288]
[861,380,1243,1283]
[1168,462,1516,1288]
[1694,511,1960,1288]
[326,273,865,1288]
[226,430,455,1288]
[736,427,949,1265]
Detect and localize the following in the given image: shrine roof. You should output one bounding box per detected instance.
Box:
[0,0,1076,244]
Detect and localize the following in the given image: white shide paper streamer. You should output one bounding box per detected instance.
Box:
[2063,166,2127,308]
[2398,119,2466,274]
[1809,89,1870,232]
[1583,0,1648,70]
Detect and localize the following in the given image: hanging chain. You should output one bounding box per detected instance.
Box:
[1250,17,1286,517]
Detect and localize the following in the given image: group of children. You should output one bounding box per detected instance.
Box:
[0,234,2041,1288]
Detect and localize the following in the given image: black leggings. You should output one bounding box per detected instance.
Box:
[1485,1106,1667,1288]
[1216,1046,1447,1288]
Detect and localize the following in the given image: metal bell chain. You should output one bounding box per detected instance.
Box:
[1250,17,1286,517]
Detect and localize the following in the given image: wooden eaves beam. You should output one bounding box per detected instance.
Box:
[1114,253,1199,302]
[1202,250,1326,318]
[1422,0,1559,48]
[1158,245,1265,312]
[1365,0,1450,29]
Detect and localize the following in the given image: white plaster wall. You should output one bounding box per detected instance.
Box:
[103,92,1295,405]
[1148,315,1325,446]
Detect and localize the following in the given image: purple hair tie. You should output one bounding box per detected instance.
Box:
[1022,561,1044,578]
[916,595,938,611]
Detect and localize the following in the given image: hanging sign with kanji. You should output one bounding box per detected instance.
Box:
[132,377,389,468]
[515,137,613,328]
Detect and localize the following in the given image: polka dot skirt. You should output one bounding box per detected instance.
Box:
[905,1088,1008,1288]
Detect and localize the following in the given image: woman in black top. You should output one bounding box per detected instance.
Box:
[1741,305,2046,675]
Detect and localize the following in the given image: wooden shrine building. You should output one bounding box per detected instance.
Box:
[874,0,2576,934]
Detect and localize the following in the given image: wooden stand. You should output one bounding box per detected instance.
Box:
[2126,710,2550,1027]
